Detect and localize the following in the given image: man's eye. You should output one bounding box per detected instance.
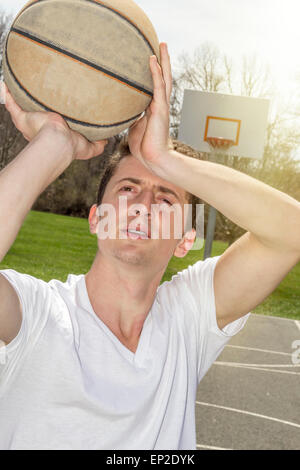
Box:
[162,199,172,206]
[119,188,172,205]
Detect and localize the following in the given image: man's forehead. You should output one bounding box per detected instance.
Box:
[110,156,186,200]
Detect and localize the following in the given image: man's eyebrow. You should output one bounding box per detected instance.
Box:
[114,177,181,201]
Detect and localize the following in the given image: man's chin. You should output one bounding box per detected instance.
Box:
[112,248,152,266]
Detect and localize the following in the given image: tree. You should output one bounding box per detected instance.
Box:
[0,9,10,80]
[0,10,27,171]
[240,55,273,98]
[170,42,225,138]
[32,136,122,217]
[170,41,300,244]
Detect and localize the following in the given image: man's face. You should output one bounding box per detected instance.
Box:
[90,156,195,270]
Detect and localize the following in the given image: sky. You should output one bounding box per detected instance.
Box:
[1,0,299,155]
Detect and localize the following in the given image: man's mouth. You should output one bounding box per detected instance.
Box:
[124,229,149,240]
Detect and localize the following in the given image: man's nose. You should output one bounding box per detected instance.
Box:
[131,190,154,217]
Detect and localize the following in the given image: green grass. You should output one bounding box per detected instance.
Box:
[0,211,97,281]
[1,210,299,320]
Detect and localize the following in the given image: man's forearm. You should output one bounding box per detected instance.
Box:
[153,150,300,253]
[0,126,74,262]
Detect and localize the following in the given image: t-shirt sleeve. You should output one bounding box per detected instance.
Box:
[0,269,53,387]
[161,256,250,384]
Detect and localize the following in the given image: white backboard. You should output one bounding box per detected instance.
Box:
[178,90,270,159]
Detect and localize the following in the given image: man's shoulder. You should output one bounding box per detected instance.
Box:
[0,269,84,303]
[159,255,221,289]
[157,256,221,308]
[48,273,83,289]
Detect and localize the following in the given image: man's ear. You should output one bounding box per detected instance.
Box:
[88,204,99,234]
[173,229,196,258]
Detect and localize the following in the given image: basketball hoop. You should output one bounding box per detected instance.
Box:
[206,137,235,151]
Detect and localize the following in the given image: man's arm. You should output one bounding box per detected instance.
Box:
[0,126,75,343]
[128,43,300,330]
[0,274,22,344]
[0,126,75,263]
[152,150,300,329]
[0,83,107,343]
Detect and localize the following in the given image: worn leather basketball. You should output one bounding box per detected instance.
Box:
[3,0,160,140]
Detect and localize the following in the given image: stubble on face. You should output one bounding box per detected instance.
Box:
[110,241,179,279]
[111,244,153,266]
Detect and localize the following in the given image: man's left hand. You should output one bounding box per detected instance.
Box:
[128,43,173,170]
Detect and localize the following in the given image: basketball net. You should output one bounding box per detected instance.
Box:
[206,137,235,153]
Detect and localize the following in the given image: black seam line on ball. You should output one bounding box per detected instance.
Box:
[11,27,153,97]
[85,0,156,56]
[13,0,156,57]
[4,39,143,128]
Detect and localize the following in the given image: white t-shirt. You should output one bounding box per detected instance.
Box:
[0,255,250,450]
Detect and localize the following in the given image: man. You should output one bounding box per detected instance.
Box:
[0,43,299,450]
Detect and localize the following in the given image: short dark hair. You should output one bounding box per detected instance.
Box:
[96,136,202,232]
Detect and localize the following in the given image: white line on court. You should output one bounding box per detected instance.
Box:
[213,362,300,376]
[295,321,300,333]
[195,401,300,429]
[216,361,300,368]
[251,313,297,323]
[226,345,292,357]
[196,444,232,450]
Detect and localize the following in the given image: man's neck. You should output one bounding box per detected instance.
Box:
[84,251,165,348]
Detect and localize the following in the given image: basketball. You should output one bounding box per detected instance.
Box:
[2,0,160,141]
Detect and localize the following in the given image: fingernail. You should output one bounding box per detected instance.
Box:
[0,81,6,105]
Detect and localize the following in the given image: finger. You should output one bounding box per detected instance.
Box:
[150,55,168,108]
[160,43,172,106]
[128,114,147,139]
[97,139,109,155]
[79,141,107,160]
[129,112,145,130]
[92,139,108,156]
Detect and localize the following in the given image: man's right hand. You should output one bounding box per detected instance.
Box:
[1,81,108,161]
